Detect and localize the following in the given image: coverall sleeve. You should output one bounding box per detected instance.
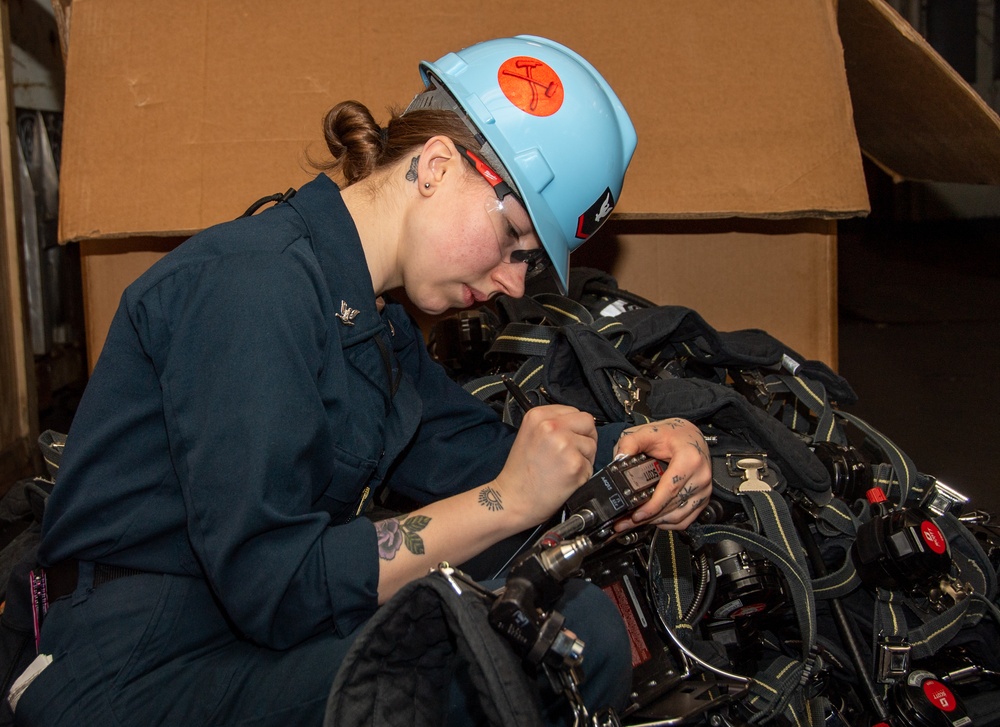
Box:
[139,247,379,647]
[383,305,628,503]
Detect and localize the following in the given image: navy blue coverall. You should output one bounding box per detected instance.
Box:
[16,175,631,726]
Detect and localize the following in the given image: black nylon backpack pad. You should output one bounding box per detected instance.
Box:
[325,572,544,727]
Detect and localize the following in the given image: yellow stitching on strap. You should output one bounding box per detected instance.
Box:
[469,381,503,397]
[763,493,798,567]
[495,335,550,345]
[519,364,544,386]
[815,569,858,595]
[542,303,583,323]
[668,532,685,622]
[794,376,826,409]
[912,608,968,648]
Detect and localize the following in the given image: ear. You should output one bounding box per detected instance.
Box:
[417,136,462,197]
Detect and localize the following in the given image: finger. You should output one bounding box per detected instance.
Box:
[525,406,597,438]
[522,404,583,422]
[612,487,708,533]
[630,459,695,523]
[562,410,599,438]
[548,426,600,474]
[642,466,713,524]
[613,418,696,458]
[572,434,599,471]
[655,504,705,531]
[612,513,642,534]
[650,492,710,527]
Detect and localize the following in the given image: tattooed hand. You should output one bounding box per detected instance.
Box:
[612,418,712,531]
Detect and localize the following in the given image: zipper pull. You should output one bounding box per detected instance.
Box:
[355,486,372,517]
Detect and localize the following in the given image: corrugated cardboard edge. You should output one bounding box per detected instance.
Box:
[50,0,71,67]
[62,212,867,244]
[840,0,1000,184]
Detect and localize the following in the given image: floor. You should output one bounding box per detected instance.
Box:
[837,217,1000,514]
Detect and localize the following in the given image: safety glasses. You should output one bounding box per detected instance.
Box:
[454,144,550,280]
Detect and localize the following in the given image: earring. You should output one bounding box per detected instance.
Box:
[424,183,431,189]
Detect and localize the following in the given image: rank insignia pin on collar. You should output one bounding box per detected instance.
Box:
[336,301,360,326]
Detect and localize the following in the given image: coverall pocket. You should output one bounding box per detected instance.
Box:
[315,444,377,523]
[14,654,83,726]
[106,574,234,725]
[108,574,182,693]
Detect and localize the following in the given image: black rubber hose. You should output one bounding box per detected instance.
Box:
[682,552,716,626]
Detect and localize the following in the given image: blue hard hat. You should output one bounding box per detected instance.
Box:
[406,35,637,294]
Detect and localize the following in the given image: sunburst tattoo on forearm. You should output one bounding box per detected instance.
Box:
[478,486,504,512]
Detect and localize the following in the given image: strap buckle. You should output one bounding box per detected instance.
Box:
[618,375,652,418]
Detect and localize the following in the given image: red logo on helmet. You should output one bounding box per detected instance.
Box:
[498,57,564,117]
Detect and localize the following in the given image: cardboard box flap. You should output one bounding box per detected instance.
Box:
[611,1,868,221]
[59,0,870,244]
[839,0,1000,185]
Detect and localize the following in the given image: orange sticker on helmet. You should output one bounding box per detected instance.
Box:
[498,57,564,117]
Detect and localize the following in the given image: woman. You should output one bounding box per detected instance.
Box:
[16,36,712,725]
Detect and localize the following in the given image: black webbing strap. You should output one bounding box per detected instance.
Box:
[649,530,700,639]
[532,294,593,326]
[743,654,811,725]
[646,530,816,725]
[835,411,918,505]
[772,375,847,447]
[811,501,863,600]
[487,323,557,358]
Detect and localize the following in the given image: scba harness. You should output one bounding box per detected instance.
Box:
[413,268,1000,726]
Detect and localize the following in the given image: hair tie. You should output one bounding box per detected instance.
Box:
[379,126,390,145]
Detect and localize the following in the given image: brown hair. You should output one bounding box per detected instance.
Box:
[312,100,481,186]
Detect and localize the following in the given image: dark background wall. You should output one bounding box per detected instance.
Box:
[836,159,1000,515]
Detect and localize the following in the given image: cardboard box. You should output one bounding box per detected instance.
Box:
[838,0,1000,184]
[577,219,840,364]
[59,0,867,238]
[55,0,1000,370]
